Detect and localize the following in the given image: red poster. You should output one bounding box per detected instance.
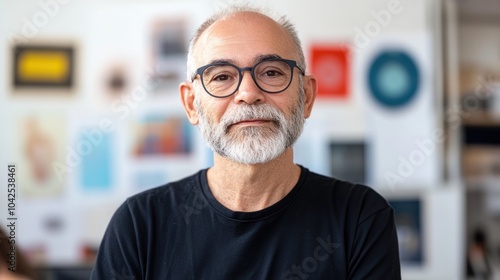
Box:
[310,45,350,98]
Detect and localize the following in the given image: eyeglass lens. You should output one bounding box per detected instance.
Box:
[201,60,293,97]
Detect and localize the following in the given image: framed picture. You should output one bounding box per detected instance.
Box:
[131,114,192,157]
[388,198,424,266]
[12,44,74,88]
[329,142,366,184]
[310,44,350,99]
[17,115,66,197]
[149,18,188,92]
[367,50,420,108]
[79,129,114,191]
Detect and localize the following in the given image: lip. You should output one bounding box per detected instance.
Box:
[231,119,271,127]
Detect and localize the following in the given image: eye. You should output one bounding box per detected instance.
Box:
[213,74,230,81]
[257,62,288,78]
[260,67,286,78]
[264,70,283,77]
[204,65,237,84]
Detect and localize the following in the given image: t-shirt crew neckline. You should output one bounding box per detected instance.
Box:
[199,166,309,222]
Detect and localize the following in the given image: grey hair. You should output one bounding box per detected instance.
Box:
[186,5,306,81]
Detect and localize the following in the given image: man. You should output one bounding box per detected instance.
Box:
[91,6,401,279]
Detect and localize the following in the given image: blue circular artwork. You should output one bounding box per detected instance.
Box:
[368,50,420,108]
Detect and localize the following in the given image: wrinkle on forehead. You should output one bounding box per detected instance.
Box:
[193,12,296,67]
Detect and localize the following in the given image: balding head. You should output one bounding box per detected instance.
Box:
[186,6,306,81]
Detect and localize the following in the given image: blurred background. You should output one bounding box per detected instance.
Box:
[0,0,499,279]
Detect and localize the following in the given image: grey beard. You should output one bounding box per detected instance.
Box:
[195,94,305,164]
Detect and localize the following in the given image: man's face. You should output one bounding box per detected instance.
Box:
[186,12,315,164]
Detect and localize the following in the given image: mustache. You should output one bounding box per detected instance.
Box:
[219,104,284,131]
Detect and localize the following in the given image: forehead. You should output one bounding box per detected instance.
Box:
[194,12,297,66]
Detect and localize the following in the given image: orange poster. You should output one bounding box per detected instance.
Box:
[310,45,350,99]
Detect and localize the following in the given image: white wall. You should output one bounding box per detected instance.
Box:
[381,185,465,280]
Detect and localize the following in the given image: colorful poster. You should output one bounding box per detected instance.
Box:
[13,45,74,89]
[132,115,192,157]
[79,129,114,190]
[360,34,439,188]
[310,45,350,98]
[18,115,66,197]
[368,50,420,108]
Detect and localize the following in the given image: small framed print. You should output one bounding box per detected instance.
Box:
[329,142,366,184]
[149,18,188,92]
[310,44,350,99]
[13,44,74,88]
[132,114,193,157]
[367,50,420,108]
[387,198,424,266]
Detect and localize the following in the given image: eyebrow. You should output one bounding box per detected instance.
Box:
[207,54,284,66]
[254,54,283,63]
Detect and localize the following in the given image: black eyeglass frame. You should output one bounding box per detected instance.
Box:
[191,58,305,98]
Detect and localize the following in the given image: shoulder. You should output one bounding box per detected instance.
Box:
[303,169,391,223]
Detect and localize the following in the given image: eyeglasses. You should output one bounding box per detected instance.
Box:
[191,58,305,98]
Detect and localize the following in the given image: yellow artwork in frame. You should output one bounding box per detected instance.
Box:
[13,45,74,88]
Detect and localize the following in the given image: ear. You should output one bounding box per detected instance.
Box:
[179,82,199,125]
[302,75,317,118]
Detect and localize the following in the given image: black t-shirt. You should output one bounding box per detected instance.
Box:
[91,166,401,279]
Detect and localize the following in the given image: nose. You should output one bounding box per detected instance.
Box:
[233,71,265,104]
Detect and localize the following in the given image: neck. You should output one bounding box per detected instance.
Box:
[206,148,301,212]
